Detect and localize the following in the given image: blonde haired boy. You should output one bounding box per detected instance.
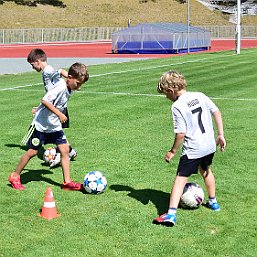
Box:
[153,70,226,227]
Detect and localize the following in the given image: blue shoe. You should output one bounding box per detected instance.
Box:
[153,213,176,227]
[206,201,221,211]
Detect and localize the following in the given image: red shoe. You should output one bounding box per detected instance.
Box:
[152,213,176,227]
[8,175,25,190]
[62,181,82,191]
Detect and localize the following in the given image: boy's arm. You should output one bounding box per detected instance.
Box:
[213,110,226,151]
[41,99,67,123]
[165,133,185,163]
[59,69,68,78]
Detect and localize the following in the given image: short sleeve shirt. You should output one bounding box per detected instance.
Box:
[171,92,219,159]
[34,80,72,133]
[42,65,62,92]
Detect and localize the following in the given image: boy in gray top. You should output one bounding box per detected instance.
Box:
[8,62,89,191]
[27,48,77,167]
[153,70,226,227]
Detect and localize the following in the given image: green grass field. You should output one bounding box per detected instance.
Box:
[0,49,257,257]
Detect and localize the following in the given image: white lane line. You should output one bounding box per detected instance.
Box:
[0,83,42,91]
[1,86,256,101]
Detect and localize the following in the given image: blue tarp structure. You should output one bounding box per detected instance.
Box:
[112,23,211,54]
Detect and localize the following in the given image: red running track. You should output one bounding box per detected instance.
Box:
[0,39,257,58]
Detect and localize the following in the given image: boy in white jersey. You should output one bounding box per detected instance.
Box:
[27,48,68,92]
[8,62,89,191]
[27,48,77,167]
[153,70,226,227]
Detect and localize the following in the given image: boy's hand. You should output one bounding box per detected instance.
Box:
[58,113,67,123]
[165,151,175,163]
[216,135,226,151]
[32,107,38,115]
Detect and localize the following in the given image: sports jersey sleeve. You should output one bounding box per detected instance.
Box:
[42,80,69,110]
[172,106,187,134]
[42,88,58,104]
[42,65,62,92]
[203,94,219,114]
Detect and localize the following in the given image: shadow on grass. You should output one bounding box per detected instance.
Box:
[5,143,27,151]
[20,168,62,187]
[5,143,45,160]
[109,184,170,215]
[0,0,66,8]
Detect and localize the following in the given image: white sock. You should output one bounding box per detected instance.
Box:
[168,208,177,215]
[209,197,217,204]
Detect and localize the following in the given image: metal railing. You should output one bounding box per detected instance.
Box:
[0,25,257,44]
[0,27,124,44]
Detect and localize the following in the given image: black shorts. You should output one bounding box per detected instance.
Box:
[27,129,67,150]
[62,107,70,128]
[177,153,215,177]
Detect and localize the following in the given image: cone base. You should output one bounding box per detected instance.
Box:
[38,213,61,220]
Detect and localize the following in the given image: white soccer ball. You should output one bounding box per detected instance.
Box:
[83,171,107,194]
[43,147,57,165]
[179,182,204,209]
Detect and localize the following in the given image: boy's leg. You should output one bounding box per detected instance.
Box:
[200,167,220,211]
[68,145,77,160]
[8,148,38,190]
[153,155,199,226]
[50,141,77,168]
[62,108,77,161]
[66,137,77,160]
[58,143,81,191]
[169,176,188,208]
[58,143,71,183]
[200,167,215,198]
[153,176,188,226]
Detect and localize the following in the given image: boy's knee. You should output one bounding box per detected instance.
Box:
[200,168,212,178]
[58,144,69,155]
[27,148,38,157]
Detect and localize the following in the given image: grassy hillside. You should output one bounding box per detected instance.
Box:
[0,0,230,28]
[0,0,256,29]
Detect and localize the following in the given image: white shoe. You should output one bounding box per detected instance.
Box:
[69,148,77,160]
[49,153,61,168]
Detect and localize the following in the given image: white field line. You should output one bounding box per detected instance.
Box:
[0,55,234,92]
[1,54,256,102]
[210,97,257,101]
[78,91,257,101]
[4,87,256,102]
[91,58,215,78]
[0,82,42,91]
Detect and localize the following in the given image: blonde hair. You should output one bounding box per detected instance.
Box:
[157,70,186,94]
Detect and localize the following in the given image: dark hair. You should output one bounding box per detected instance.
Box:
[27,48,47,63]
[68,62,89,83]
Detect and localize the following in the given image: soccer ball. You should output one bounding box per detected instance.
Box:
[43,147,57,165]
[179,182,204,209]
[83,171,107,194]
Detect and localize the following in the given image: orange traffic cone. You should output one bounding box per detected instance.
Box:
[38,187,60,220]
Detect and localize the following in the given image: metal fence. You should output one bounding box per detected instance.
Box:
[201,25,257,38]
[0,25,257,44]
[0,27,124,44]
